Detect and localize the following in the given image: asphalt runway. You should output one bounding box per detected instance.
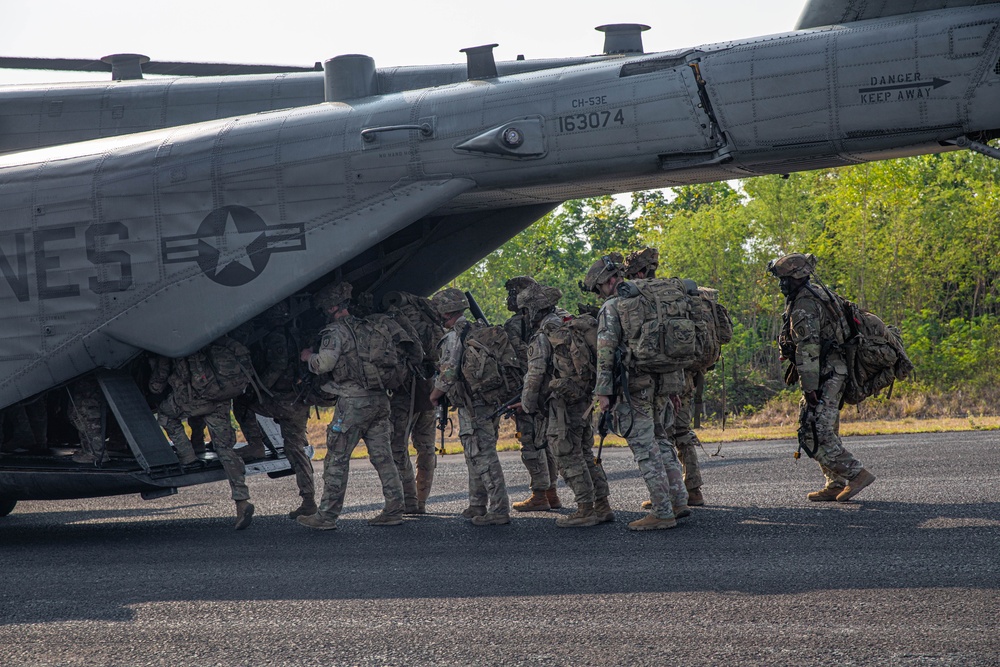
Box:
[1,430,998,666]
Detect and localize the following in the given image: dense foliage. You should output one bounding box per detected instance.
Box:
[450,150,1000,412]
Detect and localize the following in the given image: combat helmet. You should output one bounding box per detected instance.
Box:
[624,247,659,279]
[767,253,817,280]
[504,275,538,312]
[430,287,469,316]
[580,252,624,294]
[517,283,562,321]
[314,281,352,310]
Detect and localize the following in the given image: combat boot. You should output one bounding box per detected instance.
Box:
[641,499,653,510]
[471,512,511,526]
[673,504,692,520]
[545,487,562,509]
[593,497,615,523]
[297,513,338,530]
[627,513,677,531]
[807,485,845,502]
[512,491,550,512]
[461,506,487,519]
[368,511,404,526]
[288,498,317,519]
[555,503,599,528]
[836,469,876,502]
[237,443,267,462]
[404,503,425,515]
[234,500,255,530]
[687,487,705,506]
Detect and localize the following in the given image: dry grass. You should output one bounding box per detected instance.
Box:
[298,394,1000,460]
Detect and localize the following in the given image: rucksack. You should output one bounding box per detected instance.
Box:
[542,314,598,402]
[342,314,423,392]
[460,323,523,405]
[687,284,734,373]
[189,336,253,401]
[839,299,914,405]
[383,291,442,366]
[615,278,702,373]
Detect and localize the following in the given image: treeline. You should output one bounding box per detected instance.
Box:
[453,150,1000,416]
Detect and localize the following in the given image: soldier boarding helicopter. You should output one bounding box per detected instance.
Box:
[1,0,999,517]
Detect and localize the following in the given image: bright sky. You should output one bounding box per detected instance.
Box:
[0,0,808,84]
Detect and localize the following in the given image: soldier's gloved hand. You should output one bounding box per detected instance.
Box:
[805,390,819,406]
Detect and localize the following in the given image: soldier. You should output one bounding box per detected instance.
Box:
[624,248,727,507]
[383,291,443,515]
[768,253,876,502]
[149,338,255,530]
[502,276,561,512]
[583,254,688,531]
[428,288,511,526]
[232,302,317,519]
[518,283,612,527]
[67,377,109,465]
[296,281,405,530]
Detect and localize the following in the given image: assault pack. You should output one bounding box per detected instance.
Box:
[460,323,523,406]
[382,291,443,366]
[615,278,701,373]
[542,314,598,402]
[189,336,253,401]
[839,299,914,405]
[342,314,423,392]
[686,283,734,374]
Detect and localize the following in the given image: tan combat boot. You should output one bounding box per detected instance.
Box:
[545,487,562,509]
[555,502,599,528]
[593,497,615,523]
[512,491,550,512]
[807,485,845,502]
[471,512,511,526]
[297,513,338,530]
[461,505,487,519]
[836,469,876,502]
[234,500,255,530]
[627,513,677,531]
[641,499,653,510]
[288,498,317,519]
[673,504,692,520]
[687,487,705,506]
[368,511,404,526]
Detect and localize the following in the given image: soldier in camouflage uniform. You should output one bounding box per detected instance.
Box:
[68,377,109,465]
[149,340,255,530]
[231,302,317,519]
[583,254,688,531]
[428,288,511,526]
[518,283,612,527]
[503,276,561,512]
[624,248,704,506]
[297,281,405,530]
[768,253,876,502]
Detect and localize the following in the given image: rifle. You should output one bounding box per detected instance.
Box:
[594,410,609,466]
[795,400,820,460]
[488,389,523,421]
[435,395,452,455]
[464,290,490,326]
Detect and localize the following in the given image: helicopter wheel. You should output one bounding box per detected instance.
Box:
[0,497,17,517]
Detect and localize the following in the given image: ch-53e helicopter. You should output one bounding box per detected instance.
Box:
[1,0,999,518]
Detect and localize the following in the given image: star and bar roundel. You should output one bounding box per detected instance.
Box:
[161,205,306,287]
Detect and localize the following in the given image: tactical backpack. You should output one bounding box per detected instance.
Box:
[542,314,598,402]
[460,324,523,405]
[687,284,734,373]
[615,278,702,373]
[839,300,914,405]
[343,314,423,392]
[383,291,442,366]
[189,336,253,401]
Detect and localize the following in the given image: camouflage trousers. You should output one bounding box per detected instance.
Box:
[389,391,437,509]
[235,394,315,502]
[515,411,558,492]
[158,395,248,501]
[798,373,863,487]
[317,392,403,521]
[653,376,689,508]
[614,387,686,520]
[547,397,609,505]
[68,378,106,460]
[672,371,703,490]
[459,405,510,515]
